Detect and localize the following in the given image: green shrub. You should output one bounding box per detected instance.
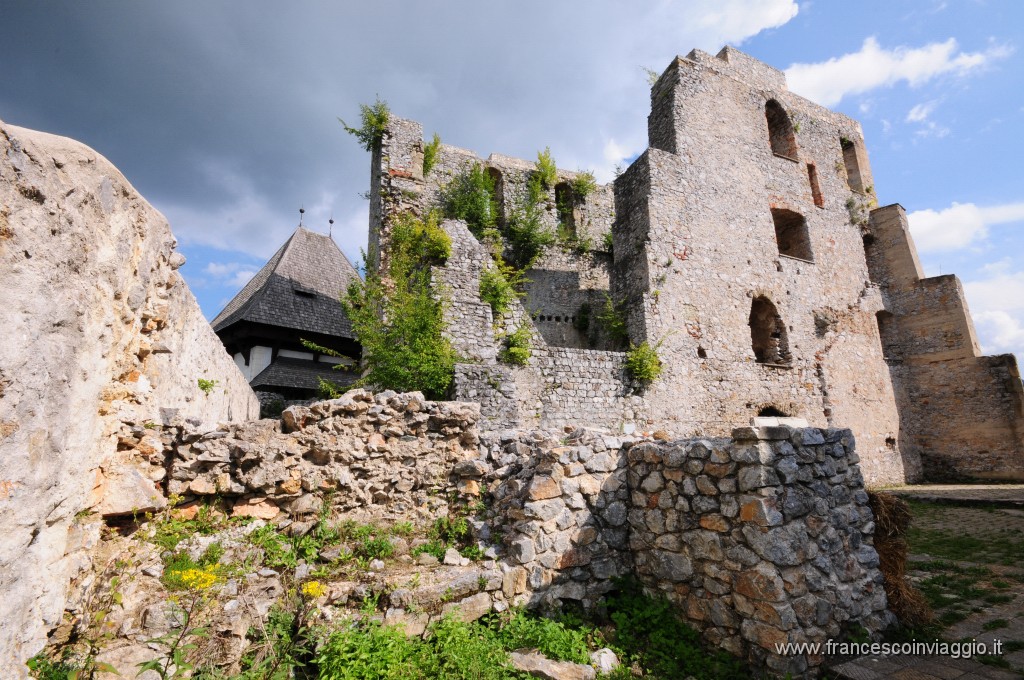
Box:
[440,163,498,238]
[356,536,395,561]
[625,341,663,384]
[606,577,748,679]
[488,610,591,664]
[601,230,614,255]
[317,615,515,680]
[392,210,451,263]
[340,97,390,151]
[479,263,524,317]
[318,616,435,679]
[504,196,555,269]
[535,147,558,189]
[499,326,532,366]
[571,171,597,198]
[197,378,218,395]
[428,615,512,679]
[344,211,457,400]
[422,132,441,176]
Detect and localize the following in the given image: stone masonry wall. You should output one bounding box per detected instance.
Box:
[0,120,258,672]
[161,390,480,523]
[481,422,892,676]
[627,427,892,676]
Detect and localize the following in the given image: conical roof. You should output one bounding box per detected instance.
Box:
[211,226,361,339]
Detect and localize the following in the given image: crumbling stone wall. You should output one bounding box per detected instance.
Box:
[159,389,480,522]
[366,46,1023,489]
[0,120,258,672]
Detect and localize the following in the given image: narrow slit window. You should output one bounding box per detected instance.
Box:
[749,297,791,366]
[765,100,798,159]
[841,137,866,192]
[876,310,899,361]
[807,163,824,208]
[771,208,813,261]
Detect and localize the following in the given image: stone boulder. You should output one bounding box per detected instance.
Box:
[0,119,258,675]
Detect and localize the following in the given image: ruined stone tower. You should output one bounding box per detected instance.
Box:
[368,46,1024,488]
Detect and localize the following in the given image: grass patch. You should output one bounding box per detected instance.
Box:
[982,618,1009,631]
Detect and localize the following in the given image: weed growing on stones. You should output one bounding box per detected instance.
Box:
[422,132,442,176]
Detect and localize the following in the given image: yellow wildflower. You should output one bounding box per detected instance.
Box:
[176,567,218,590]
[301,580,327,598]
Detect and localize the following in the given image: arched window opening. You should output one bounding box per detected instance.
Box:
[486,167,505,227]
[771,208,813,261]
[765,100,798,159]
[807,163,824,208]
[555,181,576,237]
[750,297,791,366]
[758,405,789,417]
[840,137,866,193]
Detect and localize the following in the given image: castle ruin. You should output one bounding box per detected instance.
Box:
[369,46,1024,489]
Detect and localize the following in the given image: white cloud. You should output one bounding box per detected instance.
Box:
[907,201,1024,252]
[906,101,936,122]
[202,261,258,291]
[972,311,1024,356]
[965,270,1024,357]
[785,37,1011,106]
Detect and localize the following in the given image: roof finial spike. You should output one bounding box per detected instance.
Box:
[299,206,305,227]
[329,213,335,238]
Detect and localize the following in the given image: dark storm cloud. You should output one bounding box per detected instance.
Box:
[0,0,798,260]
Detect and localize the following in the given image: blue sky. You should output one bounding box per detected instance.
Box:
[1,1,1022,358]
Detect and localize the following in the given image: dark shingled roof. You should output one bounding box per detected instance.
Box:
[211,226,361,338]
[250,357,358,392]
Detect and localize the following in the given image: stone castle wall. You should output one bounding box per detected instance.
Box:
[0,120,258,672]
[866,205,1024,481]
[367,45,1024,487]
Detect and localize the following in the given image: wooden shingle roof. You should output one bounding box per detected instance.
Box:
[211,227,361,339]
[250,357,358,392]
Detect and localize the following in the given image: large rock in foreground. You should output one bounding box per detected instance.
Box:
[0,119,258,673]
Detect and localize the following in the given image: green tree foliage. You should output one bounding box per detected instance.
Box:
[340,97,390,151]
[571,171,597,198]
[343,211,456,400]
